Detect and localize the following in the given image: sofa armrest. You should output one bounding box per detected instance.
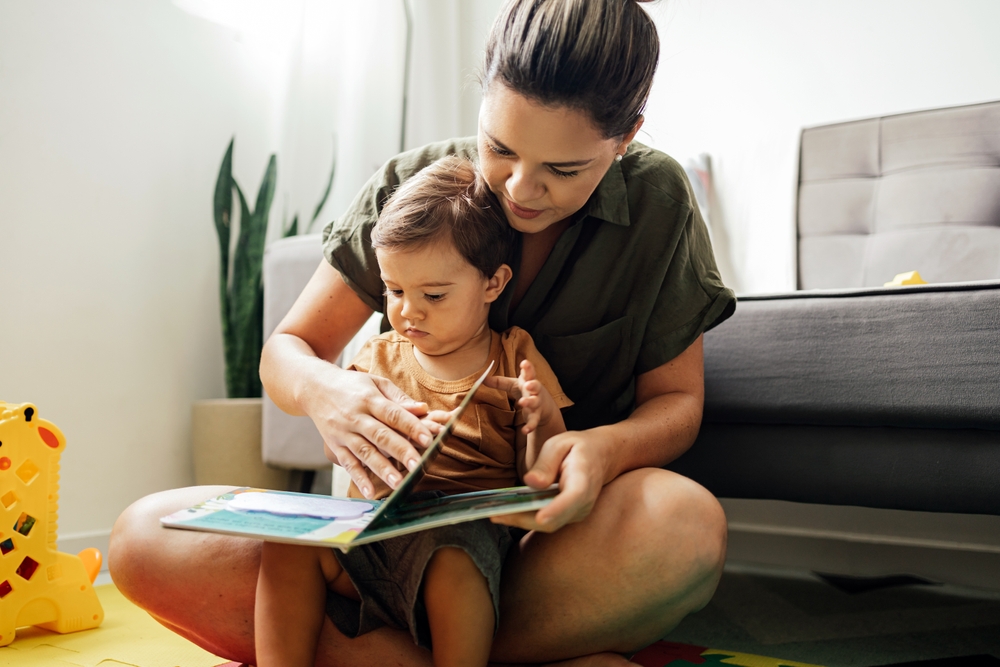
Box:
[704,281,1000,430]
[670,281,1000,514]
[261,234,380,469]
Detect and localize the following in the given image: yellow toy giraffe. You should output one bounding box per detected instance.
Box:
[0,401,103,645]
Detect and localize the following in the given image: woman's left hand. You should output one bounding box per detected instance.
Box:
[491,429,608,532]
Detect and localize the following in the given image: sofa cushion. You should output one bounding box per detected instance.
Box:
[797,101,1000,289]
[702,281,1000,431]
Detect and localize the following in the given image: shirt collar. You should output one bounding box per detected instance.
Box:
[580,158,631,227]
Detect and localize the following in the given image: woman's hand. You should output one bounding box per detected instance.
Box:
[303,365,440,499]
[491,428,608,533]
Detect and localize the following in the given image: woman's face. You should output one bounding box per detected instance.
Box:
[478,83,636,234]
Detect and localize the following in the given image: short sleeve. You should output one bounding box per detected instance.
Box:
[344,336,376,374]
[634,188,736,375]
[322,137,480,312]
[502,327,574,409]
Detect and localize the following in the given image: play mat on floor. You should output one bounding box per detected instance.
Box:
[4,584,993,667]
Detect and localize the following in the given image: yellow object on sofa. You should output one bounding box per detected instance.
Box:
[0,402,104,646]
[884,270,928,287]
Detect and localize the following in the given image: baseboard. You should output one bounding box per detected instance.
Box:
[727,522,1000,592]
[58,529,111,572]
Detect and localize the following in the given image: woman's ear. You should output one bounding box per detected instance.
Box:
[485,264,513,303]
[617,115,645,156]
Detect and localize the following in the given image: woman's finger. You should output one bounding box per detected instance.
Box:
[344,426,406,490]
[490,510,543,531]
[365,382,431,470]
[327,442,374,498]
[370,375,429,415]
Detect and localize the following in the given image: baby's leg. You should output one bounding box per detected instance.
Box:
[423,547,494,667]
[255,542,354,667]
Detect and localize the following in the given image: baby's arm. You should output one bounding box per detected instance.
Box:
[514,359,567,479]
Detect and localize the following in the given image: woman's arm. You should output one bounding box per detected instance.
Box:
[260,261,436,498]
[492,335,704,531]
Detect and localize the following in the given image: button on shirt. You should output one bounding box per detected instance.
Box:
[323,137,736,431]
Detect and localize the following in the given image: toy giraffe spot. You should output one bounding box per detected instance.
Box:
[16,460,39,484]
[0,401,104,645]
[16,557,39,581]
[14,513,36,537]
[37,427,59,448]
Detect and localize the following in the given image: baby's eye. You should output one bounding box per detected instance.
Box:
[383,287,403,298]
[424,293,445,302]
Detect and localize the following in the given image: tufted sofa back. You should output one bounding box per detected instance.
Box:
[797,100,1000,289]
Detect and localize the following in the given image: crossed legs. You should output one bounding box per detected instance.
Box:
[109,469,726,666]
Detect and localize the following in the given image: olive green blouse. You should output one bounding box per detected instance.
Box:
[323,137,736,430]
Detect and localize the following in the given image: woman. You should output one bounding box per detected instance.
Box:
[109,0,735,664]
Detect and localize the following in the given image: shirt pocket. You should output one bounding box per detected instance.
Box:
[536,315,633,402]
[475,404,517,467]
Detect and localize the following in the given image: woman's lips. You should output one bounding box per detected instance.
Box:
[506,198,544,220]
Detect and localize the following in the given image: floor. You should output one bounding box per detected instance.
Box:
[664,562,1000,667]
[4,564,999,667]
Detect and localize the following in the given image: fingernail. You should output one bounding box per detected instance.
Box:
[419,433,431,446]
[388,474,400,487]
[407,459,420,471]
[361,485,372,498]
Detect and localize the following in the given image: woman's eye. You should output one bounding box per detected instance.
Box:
[488,142,513,157]
[550,167,579,178]
[425,293,445,302]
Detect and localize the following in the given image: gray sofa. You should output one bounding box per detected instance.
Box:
[670,100,1000,515]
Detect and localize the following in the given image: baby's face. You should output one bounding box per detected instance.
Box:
[376,238,494,358]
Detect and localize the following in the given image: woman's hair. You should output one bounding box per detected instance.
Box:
[372,156,515,278]
[482,0,659,139]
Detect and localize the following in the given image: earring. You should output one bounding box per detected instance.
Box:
[615,154,623,162]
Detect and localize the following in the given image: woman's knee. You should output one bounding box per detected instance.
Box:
[609,469,726,605]
[108,486,237,599]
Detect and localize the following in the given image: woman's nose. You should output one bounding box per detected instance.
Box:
[506,164,544,204]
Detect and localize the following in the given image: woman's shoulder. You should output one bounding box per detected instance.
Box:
[621,141,696,211]
[383,137,479,184]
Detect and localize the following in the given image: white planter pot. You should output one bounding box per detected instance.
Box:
[192,398,289,489]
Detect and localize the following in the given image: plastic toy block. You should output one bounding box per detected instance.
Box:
[0,402,104,646]
[884,270,928,287]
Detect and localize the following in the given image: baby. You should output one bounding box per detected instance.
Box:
[255,156,571,667]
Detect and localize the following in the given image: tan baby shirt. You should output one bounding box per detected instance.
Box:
[346,326,572,499]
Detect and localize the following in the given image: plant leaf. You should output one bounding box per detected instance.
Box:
[213,139,234,377]
[284,214,298,238]
[228,155,275,398]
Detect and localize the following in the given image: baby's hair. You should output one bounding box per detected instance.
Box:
[373,156,515,278]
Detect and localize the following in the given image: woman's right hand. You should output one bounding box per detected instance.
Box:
[261,262,443,499]
[302,364,439,499]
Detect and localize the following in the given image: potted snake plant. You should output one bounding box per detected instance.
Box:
[192,138,334,488]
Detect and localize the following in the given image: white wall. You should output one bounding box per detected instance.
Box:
[0,0,498,558]
[643,0,1000,294]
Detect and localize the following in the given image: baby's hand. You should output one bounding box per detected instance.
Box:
[515,359,558,435]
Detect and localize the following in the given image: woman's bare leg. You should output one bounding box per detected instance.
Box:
[109,468,725,666]
[490,468,727,665]
[109,486,433,667]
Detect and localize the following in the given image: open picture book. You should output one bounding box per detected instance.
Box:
[161,363,558,550]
